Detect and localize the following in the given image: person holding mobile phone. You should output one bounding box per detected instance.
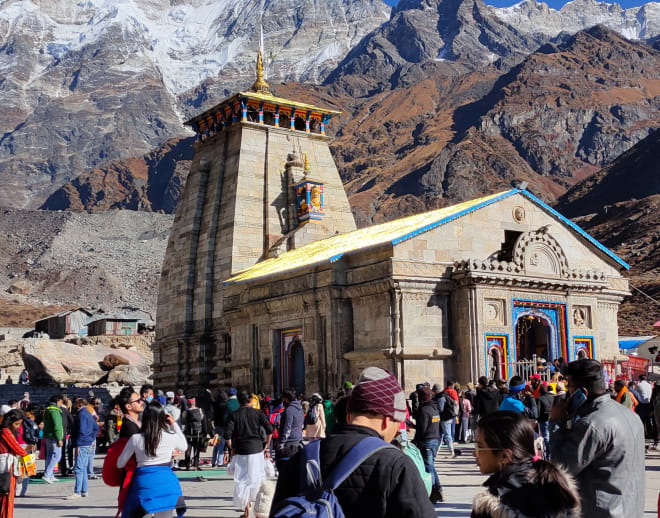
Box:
[549,359,644,518]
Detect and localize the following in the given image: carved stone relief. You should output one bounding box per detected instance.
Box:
[484,298,505,325]
[512,206,526,223]
[572,305,591,328]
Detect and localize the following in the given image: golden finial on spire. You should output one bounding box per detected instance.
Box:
[251,50,271,95]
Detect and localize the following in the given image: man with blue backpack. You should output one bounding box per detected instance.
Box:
[270,367,436,518]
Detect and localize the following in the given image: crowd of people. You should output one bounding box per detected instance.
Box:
[0,359,652,518]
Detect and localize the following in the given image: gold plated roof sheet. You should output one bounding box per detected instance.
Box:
[185,91,341,126]
[226,190,509,284]
[238,91,341,114]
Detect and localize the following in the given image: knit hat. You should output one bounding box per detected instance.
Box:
[419,386,432,402]
[347,367,407,422]
[431,383,442,393]
[343,381,353,389]
[187,398,196,404]
[229,387,237,395]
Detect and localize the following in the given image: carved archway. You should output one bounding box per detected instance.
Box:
[512,229,570,278]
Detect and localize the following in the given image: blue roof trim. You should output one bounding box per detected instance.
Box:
[330,253,344,263]
[519,190,630,270]
[391,190,520,246]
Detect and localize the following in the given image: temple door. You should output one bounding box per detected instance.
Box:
[290,342,305,395]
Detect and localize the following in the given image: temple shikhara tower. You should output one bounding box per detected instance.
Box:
[155,53,631,394]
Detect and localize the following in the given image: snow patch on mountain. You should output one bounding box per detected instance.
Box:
[491,0,660,40]
[0,0,391,95]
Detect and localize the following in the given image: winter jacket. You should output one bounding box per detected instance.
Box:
[226,396,239,415]
[460,397,473,418]
[43,404,64,441]
[59,405,74,437]
[212,400,228,429]
[537,393,555,423]
[271,424,436,518]
[499,393,538,420]
[471,460,581,518]
[278,400,304,444]
[549,393,645,518]
[224,406,273,455]
[413,400,440,444]
[323,400,335,435]
[475,387,501,417]
[73,407,100,447]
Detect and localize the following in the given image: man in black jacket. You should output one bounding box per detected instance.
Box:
[271,367,436,518]
[225,391,273,518]
[536,383,554,456]
[474,377,502,419]
[58,398,74,476]
[412,386,443,503]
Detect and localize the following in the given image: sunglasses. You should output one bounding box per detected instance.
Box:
[474,445,502,453]
[128,398,144,405]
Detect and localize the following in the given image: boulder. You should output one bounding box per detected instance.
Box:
[21,339,151,385]
[102,354,130,370]
[7,280,32,295]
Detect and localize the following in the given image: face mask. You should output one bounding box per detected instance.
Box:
[146,395,154,403]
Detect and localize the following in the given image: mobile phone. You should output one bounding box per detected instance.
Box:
[568,388,587,414]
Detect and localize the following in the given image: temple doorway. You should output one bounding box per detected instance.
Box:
[489,347,504,381]
[515,314,551,362]
[289,340,305,395]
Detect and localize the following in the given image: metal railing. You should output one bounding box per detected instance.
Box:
[507,354,553,382]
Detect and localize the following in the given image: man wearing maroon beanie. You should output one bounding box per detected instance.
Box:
[271,367,436,518]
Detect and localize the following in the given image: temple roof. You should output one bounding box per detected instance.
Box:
[225,188,629,284]
[184,90,341,127]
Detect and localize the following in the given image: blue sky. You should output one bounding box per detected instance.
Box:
[383,0,652,8]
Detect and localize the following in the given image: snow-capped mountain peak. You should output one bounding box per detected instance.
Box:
[491,0,660,40]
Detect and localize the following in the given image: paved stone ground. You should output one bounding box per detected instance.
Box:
[14,443,660,517]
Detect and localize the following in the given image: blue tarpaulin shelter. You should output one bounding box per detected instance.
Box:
[619,336,655,350]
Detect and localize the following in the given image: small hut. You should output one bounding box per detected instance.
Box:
[34,308,93,339]
[87,314,139,336]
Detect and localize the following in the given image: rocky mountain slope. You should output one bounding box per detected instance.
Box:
[556,129,660,334]
[328,24,660,223]
[0,0,390,209]
[42,23,660,220]
[40,137,194,212]
[3,0,660,212]
[0,209,173,323]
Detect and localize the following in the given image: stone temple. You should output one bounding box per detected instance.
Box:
[154,54,631,394]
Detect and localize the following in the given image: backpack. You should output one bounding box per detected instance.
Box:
[21,417,38,445]
[270,436,395,518]
[438,393,457,420]
[398,439,432,496]
[304,404,318,426]
[186,408,204,435]
[270,407,283,439]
